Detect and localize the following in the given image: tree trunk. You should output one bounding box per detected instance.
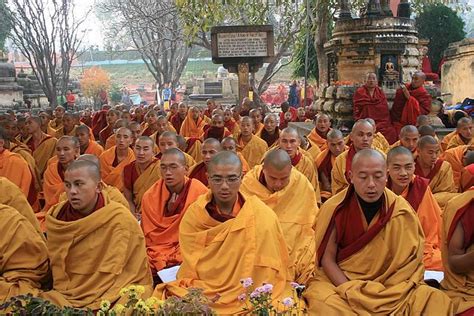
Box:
[314,5,330,88]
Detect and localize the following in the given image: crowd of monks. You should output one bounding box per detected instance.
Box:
[0,72,473,315]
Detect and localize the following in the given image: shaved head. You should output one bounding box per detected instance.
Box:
[387,146,414,164]
[418,125,435,137]
[221,136,237,151]
[416,115,430,127]
[315,113,330,123]
[264,113,277,123]
[327,129,343,140]
[280,127,299,138]
[66,159,100,182]
[400,125,418,137]
[58,135,80,148]
[76,124,90,135]
[457,117,473,127]
[350,149,387,203]
[159,131,178,143]
[135,135,154,147]
[351,119,373,133]
[203,137,222,149]
[418,135,438,149]
[241,116,252,124]
[263,149,292,171]
[77,154,100,167]
[207,151,242,175]
[352,148,386,168]
[162,148,186,166]
[365,118,376,128]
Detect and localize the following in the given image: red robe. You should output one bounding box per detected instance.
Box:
[391,84,432,133]
[92,110,108,140]
[188,162,208,186]
[171,114,185,133]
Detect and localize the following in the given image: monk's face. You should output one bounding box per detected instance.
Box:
[418,143,440,167]
[351,124,374,151]
[316,116,330,133]
[211,116,224,128]
[191,107,200,120]
[129,124,141,145]
[56,139,79,165]
[107,111,119,126]
[264,116,277,133]
[262,164,292,192]
[208,163,242,205]
[279,132,300,158]
[116,128,132,150]
[411,74,425,89]
[158,136,178,152]
[178,104,187,116]
[232,108,240,121]
[224,110,232,122]
[170,103,178,115]
[250,111,262,124]
[121,112,132,123]
[400,132,419,152]
[147,113,158,125]
[63,115,75,132]
[458,123,473,140]
[64,167,101,213]
[134,139,154,164]
[76,130,90,148]
[206,100,216,111]
[157,118,168,133]
[221,140,236,152]
[160,154,187,187]
[2,121,17,139]
[365,73,378,88]
[240,119,253,137]
[202,143,220,166]
[54,107,65,119]
[387,154,415,189]
[25,118,40,134]
[328,137,345,157]
[39,113,50,126]
[350,156,387,203]
[297,108,306,120]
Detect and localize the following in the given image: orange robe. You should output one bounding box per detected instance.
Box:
[123,159,161,211]
[253,122,264,135]
[153,192,292,314]
[447,133,474,150]
[292,150,321,203]
[99,146,135,192]
[442,145,471,189]
[179,112,206,138]
[307,128,329,151]
[48,119,62,135]
[316,148,337,200]
[460,164,474,192]
[104,134,116,150]
[237,152,250,174]
[25,135,57,178]
[9,140,41,193]
[373,132,390,153]
[184,137,202,163]
[441,130,457,151]
[236,134,268,168]
[0,149,33,198]
[141,178,208,273]
[83,141,104,157]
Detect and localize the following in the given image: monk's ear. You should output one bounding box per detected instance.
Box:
[348,170,354,184]
[97,181,104,192]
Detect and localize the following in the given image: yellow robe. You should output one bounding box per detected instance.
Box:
[425,160,459,209]
[241,165,318,284]
[442,145,471,190]
[307,128,328,151]
[185,138,202,163]
[42,159,65,214]
[441,130,458,151]
[99,146,135,192]
[104,134,116,150]
[25,135,57,178]
[0,149,33,197]
[48,119,62,135]
[447,133,474,150]
[130,160,162,211]
[0,203,49,301]
[373,132,390,154]
[41,199,153,309]
[441,189,474,314]
[304,188,454,315]
[9,141,41,192]
[237,134,268,169]
[83,141,104,158]
[153,192,292,314]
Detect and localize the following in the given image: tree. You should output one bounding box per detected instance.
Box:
[80,66,111,106]
[0,0,10,51]
[1,0,89,107]
[416,3,466,72]
[292,30,318,81]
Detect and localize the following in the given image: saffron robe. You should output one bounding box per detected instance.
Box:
[184,137,202,163]
[442,145,471,190]
[42,159,66,214]
[0,149,33,198]
[48,118,62,135]
[373,132,390,154]
[236,134,268,169]
[82,141,104,157]
[441,189,474,314]
[293,150,321,203]
[224,118,240,137]
[241,166,318,284]
[104,134,116,150]
[179,112,206,138]
[8,141,41,193]
[304,187,453,315]
[141,178,208,273]
[99,146,135,192]
[0,204,49,302]
[447,133,474,150]
[391,84,432,128]
[41,199,153,309]
[253,122,264,135]
[308,128,329,152]
[123,159,161,210]
[153,192,292,314]
[442,130,458,151]
[460,164,474,192]
[353,85,397,144]
[25,135,57,178]
[316,148,341,200]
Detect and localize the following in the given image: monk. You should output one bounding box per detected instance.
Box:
[48,105,65,134]
[419,124,437,138]
[447,117,474,150]
[127,121,141,148]
[257,113,280,147]
[123,136,160,214]
[41,160,152,309]
[236,116,268,168]
[366,118,390,153]
[153,152,292,314]
[279,127,321,202]
[249,108,264,135]
[98,109,120,145]
[307,113,331,152]
[54,112,78,138]
[304,149,453,315]
[417,114,431,127]
[390,125,420,155]
[415,135,457,207]
[353,73,397,144]
[221,136,250,173]
[203,99,218,118]
[443,145,474,190]
[200,114,231,141]
[104,119,128,150]
[25,116,57,177]
[241,149,318,284]
[316,129,346,201]
[75,124,104,157]
[39,111,52,134]
[157,132,196,168]
[149,115,172,145]
[188,138,221,186]
[141,149,208,282]
[99,127,135,192]
[170,102,187,132]
[442,130,459,152]
[180,106,206,138]
[460,151,474,192]
[391,71,432,133]
[332,119,376,195]
[223,107,239,136]
[386,146,443,270]
[440,189,474,314]
[177,134,202,163]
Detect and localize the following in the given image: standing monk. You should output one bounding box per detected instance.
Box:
[304,149,453,315]
[236,116,268,168]
[180,106,206,138]
[241,149,318,284]
[25,116,57,178]
[257,113,280,148]
[41,160,152,309]
[447,117,474,149]
[353,73,397,144]
[188,138,222,186]
[141,149,208,282]
[153,152,292,314]
[75,124,104,157]
[386,146,443,270]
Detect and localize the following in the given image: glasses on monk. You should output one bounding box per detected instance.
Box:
[208,175,241,185]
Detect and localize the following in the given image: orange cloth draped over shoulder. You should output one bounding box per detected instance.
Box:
[99,146,135,192]
[304,186,453,315]
[441,189,474,314]
[307,128,329,152]
[391,84,432,134]
[179,112,206,138]
[373,132,390,153]
[141,178,207,273]
[9,140,40,191]
[41,197,153,309]
[388,176,443,270]
[184,137,202,163]
[460,164,474,192]
[241,165,318,284]
[153,192,292,314]
[0,149,33,198]
[447,134,474,150]
[42,159,65,214]
[237,152,250,174]
[0,203,49,302]
[25,135,57,178]
[104,134,116,150]
[442,130,458,152]
[123,159,161,210]
[236,134,268,168]
[442,145,472,189]
[59,181,129,209]
[83,141,104,157]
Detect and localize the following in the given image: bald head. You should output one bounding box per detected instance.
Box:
[77,154,100,167]
[350,119,374,151]
[399,125,419,152]
[416,115,430,127]
[113,119,128,130]
[66,159,101,182]
[365,118,376,128]
[135,135,154,147]
[458,117,472,127]
[162,148,186,166]
[159,131,178,143]
[350,149,387,202]
[418,125,435,137]
[207,151,242,175]
[418,135,439,149]
[280,127,299,138]
[263,149,292,171]
[352,148,386,169]
[203,137,222,149]
[387,146,414,164]
[76,124,90,135]
[400,125,419,137]
[58,135,80,148]
[221,136,237,151]
[327,129,343,140]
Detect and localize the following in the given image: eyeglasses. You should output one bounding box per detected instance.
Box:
[208,175,241,185]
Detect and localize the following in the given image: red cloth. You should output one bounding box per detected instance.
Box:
[171,114,185,133]
[92,110,108,139]
[185,138,199,152]
[319,151,333,180]
[391,84,432,125]
[415,158,444,181]
[291,151,302,166]
[141,126,155,137]
[80,116,92,128]
[202,126,231,142]
[260,128,280,147]
[56,192,105,222]
[458,307,474,316]
[99,125,113,145]
[353,86,397,144]
[447,198,474,249]
[205,193,245,222]
[188,162,208,186]
[387,175,429,213]
[164,179,193,217]
[279,107,297,127]
[344,145,357,183]
[224,120,237,134]
[123,161,139,191]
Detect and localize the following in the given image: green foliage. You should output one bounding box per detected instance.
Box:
[416,3,466,71]
[292,30,318,81]
[109,83,123,103]
[0,0,11,51]
[0,294,93,315]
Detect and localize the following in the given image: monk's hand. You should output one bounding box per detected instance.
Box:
[167,192,178,211]
[401,84,410,99]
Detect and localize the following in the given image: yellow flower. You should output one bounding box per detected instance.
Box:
[119,287,129,296]
[129,291,138,300]
[128,285,137,292]
[97,311,106,316]
[135,299,146,310]
[113,303,126,315]
[145,297,158,307]
[136,285,145,294]
[99,300,111,312]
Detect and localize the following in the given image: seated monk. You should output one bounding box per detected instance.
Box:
[241,149,318,284]
[236,116,268,168]
[48,105,65,135]
[188,138,222,186]
[279,127,321,203]
[177,135,202,163]
[460,151,474,192]
[25,115,57,177]
[221,136,249,174]
[249,108,264,135]
[417,114,431,128]
[257,113,280,148]
[54,112,78,138]
[419,124,437,137]
[41,160,153,309]
[307,113,331,154]
[316,129,347,201]
[98,109,120,145]
[223,107,239,137]
[366,118,390,153]
[447,117,474,150]
[391,72,432,134]
[442,130,459,152]
[170,102,187,132]
[179,106,206,138]
[99,127,135,192]
[153,151,292,313]
[386,146,443,270]
[104,119,128,150]
[353,73,397,144]
[123,136,160,215]
[200,114,231,142]
[415,135,458,208]
[75,124,104,157]
[128,121,141,147]
[390,125,420,157]
[150,115,174,146]
[440,189,474,314]
[157,132,196,168]
[141,110,160,137]
[0,203,49,302]
[141,149,208,283]
[443,145,474,190]
[332,119,377,195]
[304,149,453,315]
